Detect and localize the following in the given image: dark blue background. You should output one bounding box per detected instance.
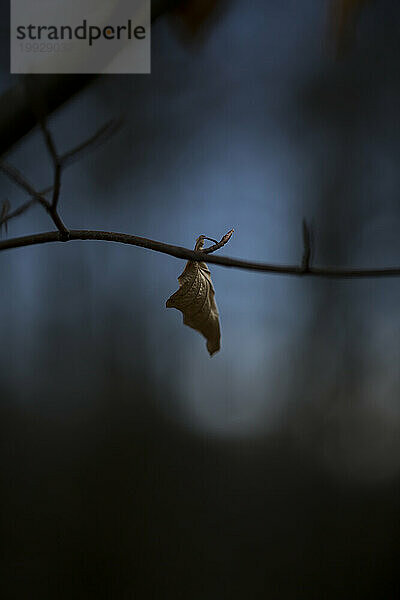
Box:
[1,1,400,597]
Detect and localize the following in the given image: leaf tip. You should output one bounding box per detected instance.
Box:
[208,346,220,357]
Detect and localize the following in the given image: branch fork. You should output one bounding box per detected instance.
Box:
[1,120,399,279]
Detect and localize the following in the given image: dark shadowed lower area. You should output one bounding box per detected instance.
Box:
[1,1,400,598]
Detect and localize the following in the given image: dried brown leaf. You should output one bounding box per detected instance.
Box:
[166,235,221,356]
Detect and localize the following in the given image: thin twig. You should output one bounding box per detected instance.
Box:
[0,162,49,210]
[0,120,121,230]
[0,102,397,280]
[38,118,62,209]
[0,186,53,229]
[39,118,58,163]
[0,198,35,226]
[0,161,69,236]
[0,0,181,159]
[203,229,234,254]
[1,228,400,278]
[60,119,123,167]
[0,199,10,234]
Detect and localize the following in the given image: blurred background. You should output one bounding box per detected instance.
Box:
[1,0,400,598]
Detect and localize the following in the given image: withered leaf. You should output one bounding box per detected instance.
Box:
[166,235,221,356]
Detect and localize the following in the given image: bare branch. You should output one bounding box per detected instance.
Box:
[0,162,49,210]
[0,76,396,281]
[61,119,123,167]
[39,118,61,209]
[1,228,400,278]
[0,199,10,235]
[0,186,54,229]
[0,0,175,159]
[0,198,35,227]
[0,113,122,238]
[0,161,69,236]
[0,119,119,230]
